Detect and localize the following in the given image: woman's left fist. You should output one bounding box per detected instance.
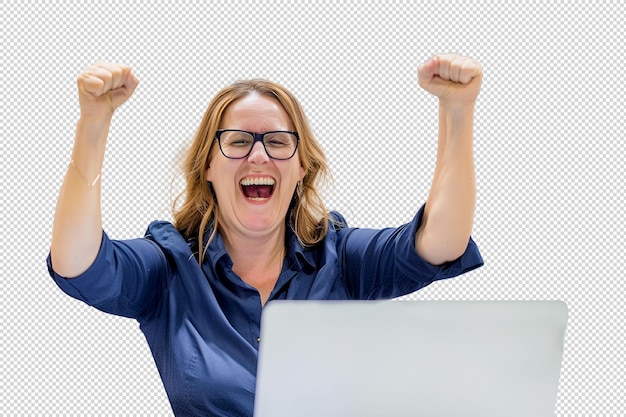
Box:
[418,54,483,106]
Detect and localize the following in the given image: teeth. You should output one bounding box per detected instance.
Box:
[240,177,275,186]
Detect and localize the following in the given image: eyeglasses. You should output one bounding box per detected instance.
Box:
[215,129,299,160]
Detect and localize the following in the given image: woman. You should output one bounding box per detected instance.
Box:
[48,54,484,416]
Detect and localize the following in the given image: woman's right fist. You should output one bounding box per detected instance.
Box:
[77,61,139,119]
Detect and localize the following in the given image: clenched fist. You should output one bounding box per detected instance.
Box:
[418,54,482,107]
[77,61,139,119]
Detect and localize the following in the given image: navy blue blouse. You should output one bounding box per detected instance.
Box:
[47,206,483,416]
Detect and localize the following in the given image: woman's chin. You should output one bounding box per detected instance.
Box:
[237,213,283,235]
[225,200,289,236]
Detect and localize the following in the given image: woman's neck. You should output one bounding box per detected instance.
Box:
[220,225,286,292]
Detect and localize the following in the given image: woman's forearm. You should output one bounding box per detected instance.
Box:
[416,103,476,265]
[50,116,111,277]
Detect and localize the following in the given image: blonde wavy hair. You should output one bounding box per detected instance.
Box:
[173,79,331,262]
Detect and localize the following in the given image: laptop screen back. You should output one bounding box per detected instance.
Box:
[254,300,567,417]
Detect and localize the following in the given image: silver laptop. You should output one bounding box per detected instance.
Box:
[254,300,568,417]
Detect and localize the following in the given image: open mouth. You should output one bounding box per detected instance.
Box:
[240,177,275,201]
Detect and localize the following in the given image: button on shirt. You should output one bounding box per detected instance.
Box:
[47,206,483,417]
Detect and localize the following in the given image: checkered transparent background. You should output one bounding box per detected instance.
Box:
[2,1,624,415]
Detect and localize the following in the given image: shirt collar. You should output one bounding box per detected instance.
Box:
[285,226,317,271]
[201,224,232,269]
[200,223,318,272]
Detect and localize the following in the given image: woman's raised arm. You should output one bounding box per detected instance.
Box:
[415,54,483,265]
[50,61,139,277]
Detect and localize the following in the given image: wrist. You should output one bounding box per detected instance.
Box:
[75,114,113,147]
[78,112,113,127]
[76,114,113,137]
[439,100,475,114]
[439,103,474,128]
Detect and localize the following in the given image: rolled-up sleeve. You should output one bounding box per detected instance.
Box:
[47,230,169,319]
[336,204,483,299]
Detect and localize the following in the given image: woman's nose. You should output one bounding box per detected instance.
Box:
[247,141,270,163]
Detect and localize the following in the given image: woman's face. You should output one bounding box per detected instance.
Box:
[205,93,305,240]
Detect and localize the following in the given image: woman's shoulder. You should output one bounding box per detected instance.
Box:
[328,211,348,232]
[144,220,195,258]
[145,220,180,238]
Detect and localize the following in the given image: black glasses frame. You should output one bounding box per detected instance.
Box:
[215,129,300,160]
